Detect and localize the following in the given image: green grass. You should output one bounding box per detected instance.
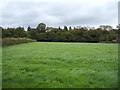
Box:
[2,42,118,88]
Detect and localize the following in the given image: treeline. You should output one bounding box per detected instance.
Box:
[1,23,119,42]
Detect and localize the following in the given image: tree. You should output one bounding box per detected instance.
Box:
[3,28,16,38]
[0,27,3,38]
[108,29,118,41]
[58,27,61,30]
[64,26,68,31]
[87,30,100,42]
[27,26,31,31]
[15,27,27,38]
[58,27,63,32]
[37,33,46,41]
[29,28,38,40]
[69,26,72,30]
[1,22,119,42]
[73,27,76,29]
[51,28,60,33]
[36,23,46,33]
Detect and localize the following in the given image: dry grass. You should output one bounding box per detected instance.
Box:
[2,38,36,46]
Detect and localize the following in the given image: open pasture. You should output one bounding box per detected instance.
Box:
[2,42,118,88]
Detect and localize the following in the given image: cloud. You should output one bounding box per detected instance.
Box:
[0,0,119,29]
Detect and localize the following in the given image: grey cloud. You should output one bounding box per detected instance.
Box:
[1,0,118,28]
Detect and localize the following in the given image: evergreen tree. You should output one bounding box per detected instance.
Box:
[64,26,68,31]
[69,26,72,30]
[27,26,31,31]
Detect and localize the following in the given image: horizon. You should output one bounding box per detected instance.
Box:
[0,24,118,30]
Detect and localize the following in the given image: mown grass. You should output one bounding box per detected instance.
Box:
[2,42,118,88]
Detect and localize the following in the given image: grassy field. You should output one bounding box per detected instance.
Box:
[2,42,118,88]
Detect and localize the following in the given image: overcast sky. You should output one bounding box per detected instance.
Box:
[0,0,119,29]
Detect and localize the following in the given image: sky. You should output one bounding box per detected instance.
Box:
[118,1,120,24]
[0,0,119,29]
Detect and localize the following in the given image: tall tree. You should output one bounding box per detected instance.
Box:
[27,26,31,31]
[58,27,61,30]
[69,26,72,30]
[64,26,68,31]
[36,23,46,33]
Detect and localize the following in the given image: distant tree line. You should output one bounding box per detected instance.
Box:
[1,23,119,42]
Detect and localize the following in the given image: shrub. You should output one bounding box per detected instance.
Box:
[2,38,36,46]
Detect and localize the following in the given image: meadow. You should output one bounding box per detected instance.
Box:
[2,42,118,88]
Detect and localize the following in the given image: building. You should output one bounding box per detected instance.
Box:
[99,25,113,30]
[116,24,120,29]
[86,26,95,30]
[76,26,82,29]
[46,27,52,32]
[76,26,95,30]
[119,24,120,29]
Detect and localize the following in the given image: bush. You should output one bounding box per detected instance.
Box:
[100,40,120,43]
[2,38,36,46]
